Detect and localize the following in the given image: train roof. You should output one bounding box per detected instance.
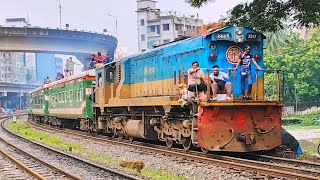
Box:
[118,26,265,63]
[29,69,96,94]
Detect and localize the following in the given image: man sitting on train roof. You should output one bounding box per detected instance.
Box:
[234,46,262,100]
[209,65,232,101]
[187,61,207,101]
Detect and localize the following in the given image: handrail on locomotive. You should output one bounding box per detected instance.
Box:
[190,68,282,102]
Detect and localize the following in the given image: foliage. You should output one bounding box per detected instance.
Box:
[264,27,320,102]
[186,0,320,32]
[185,0,214,8]
[282,124,319,130]
[283,111,320,128]
[8,121,84,153]
[226,0,287,32]
[264,26,292,53]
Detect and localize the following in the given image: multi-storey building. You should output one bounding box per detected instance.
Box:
[25,53,37,83]
[136,0,203,52]
[0,52,14,82]
[0,52,27,83]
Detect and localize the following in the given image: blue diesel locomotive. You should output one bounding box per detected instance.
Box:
[29,26,283,152]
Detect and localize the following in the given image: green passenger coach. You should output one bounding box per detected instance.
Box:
[28,70,96,129]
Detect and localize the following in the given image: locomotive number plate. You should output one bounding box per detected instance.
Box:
[215,32,232,41]
[226,46,243,64]
[246,33,259,41]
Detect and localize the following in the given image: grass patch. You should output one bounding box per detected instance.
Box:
[87,152,118,165]
[282,124,320,130]
[141,168,186,180]
[283,111,320,126]
[298,138,320,155]
[8,121,189,180]
[8,121,84,153]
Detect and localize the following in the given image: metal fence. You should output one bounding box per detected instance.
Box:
[282,101,320,116]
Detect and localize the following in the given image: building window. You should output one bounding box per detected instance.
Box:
[141,34,145,41]
[149,25,160,34]
[148,40,160,49]
[140,19,145,26]
[163,39,170,44]
[163,24,170,31]
[149,26,156,33]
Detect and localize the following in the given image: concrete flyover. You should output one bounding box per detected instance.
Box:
[0,26,118,63]
[0,82,40,94]
[0,82,40,108]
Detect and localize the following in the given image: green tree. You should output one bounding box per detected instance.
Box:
[186,0,320,32]
[185,0,214,8]
[264,28,320,102]
[264,26,292,54]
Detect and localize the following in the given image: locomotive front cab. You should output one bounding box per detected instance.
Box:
[187,27,283,152]
[95,62,121,110]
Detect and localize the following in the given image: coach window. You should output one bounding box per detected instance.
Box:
[70,90,73,102]
[55,93,58,103]
[77,89,80,102]
[80,88,83,101]
[66,92,69,103]
[62,92,65,103]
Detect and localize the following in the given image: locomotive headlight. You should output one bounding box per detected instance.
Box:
[237,37,243,43]
[255,54,261,61]
[235,27,244,35]
[209,53,216,60]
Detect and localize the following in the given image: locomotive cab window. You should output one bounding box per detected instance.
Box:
[97,73,102,87]
[104,66,114,83]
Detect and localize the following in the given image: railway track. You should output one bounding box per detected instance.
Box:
[0,117,78,180]
[0,115,139,180]
[25,118,320,180]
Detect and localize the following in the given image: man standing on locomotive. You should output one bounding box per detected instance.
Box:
[187,61,207,101]
[209,65,232,101]
[234,46,262,100]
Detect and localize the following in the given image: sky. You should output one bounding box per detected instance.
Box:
[0,0,246,55]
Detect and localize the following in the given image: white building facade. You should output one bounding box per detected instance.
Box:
[136,0,203,52]
[0,18,34,84]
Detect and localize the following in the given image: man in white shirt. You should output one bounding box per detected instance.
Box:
[210,65,232,101]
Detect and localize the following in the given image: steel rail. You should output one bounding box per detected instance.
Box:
[249,153,320,170]
[2,115,139,180]
[0,117,80,180]
[26,119,320,180]
[0,146,46,180]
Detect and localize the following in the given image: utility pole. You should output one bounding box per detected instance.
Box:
[57,0,62,28]
[294,82,298,113]
[107,13,118,38]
